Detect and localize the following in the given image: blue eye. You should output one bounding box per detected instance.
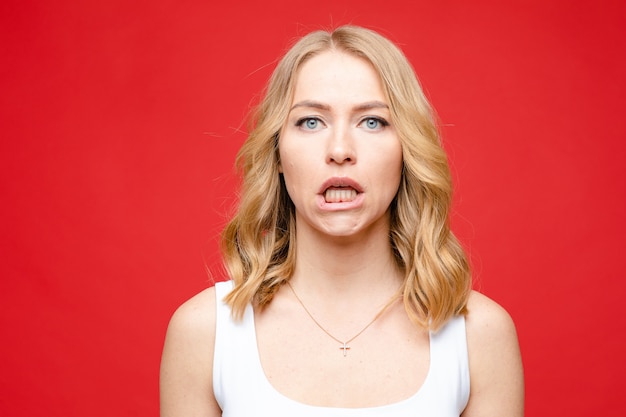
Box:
[296,117,322,130]
[365,118,379,129]
[362,117,388,130]
[305,118,318,129]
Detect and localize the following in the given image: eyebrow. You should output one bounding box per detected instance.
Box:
[289,100,389,112]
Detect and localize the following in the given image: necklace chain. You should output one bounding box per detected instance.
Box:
[286,281,399,357]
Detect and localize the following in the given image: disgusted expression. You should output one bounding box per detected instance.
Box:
[278,50,403,238]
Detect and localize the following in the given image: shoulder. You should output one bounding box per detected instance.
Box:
[465,290,518,341]
[160,286,221,417]
[168,286,218,334]
[462,290,524,417]
[162,286,218,372]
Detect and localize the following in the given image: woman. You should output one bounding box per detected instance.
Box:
[160,25,524,416]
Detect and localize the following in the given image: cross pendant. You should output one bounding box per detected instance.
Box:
[339,342,351,357]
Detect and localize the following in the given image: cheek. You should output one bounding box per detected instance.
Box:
[384,144,404,195]
[277,154,300,192]
[278,140,295,168]
[282,165,306,197]
[279,142,316,175]
[381,141,403,176]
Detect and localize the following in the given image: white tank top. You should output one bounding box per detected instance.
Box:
[213,280,470,416]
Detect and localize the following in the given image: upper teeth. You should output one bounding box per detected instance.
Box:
[325,188,357,203]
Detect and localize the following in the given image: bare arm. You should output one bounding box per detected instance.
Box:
[160,287,222,417]
[462,291,524,417]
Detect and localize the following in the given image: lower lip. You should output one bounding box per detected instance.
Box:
[317,193,365,211]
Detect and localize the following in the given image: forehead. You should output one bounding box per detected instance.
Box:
[291,50,387,105]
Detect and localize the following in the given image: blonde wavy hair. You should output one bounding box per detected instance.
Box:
[221,25,471,331]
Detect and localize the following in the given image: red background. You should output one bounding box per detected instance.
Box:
[1,0,625,415]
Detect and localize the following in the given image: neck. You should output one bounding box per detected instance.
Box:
[290,214,403,299]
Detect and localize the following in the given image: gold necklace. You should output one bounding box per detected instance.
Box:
[286,281,399,357]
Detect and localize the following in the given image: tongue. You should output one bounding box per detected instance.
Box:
[324,188,357,203]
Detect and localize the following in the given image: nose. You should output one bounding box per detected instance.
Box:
[326,124,356,164]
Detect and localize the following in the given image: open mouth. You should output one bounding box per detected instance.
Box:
[324,187,358,203]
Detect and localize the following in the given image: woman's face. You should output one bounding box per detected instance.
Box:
[279,50,403,239]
